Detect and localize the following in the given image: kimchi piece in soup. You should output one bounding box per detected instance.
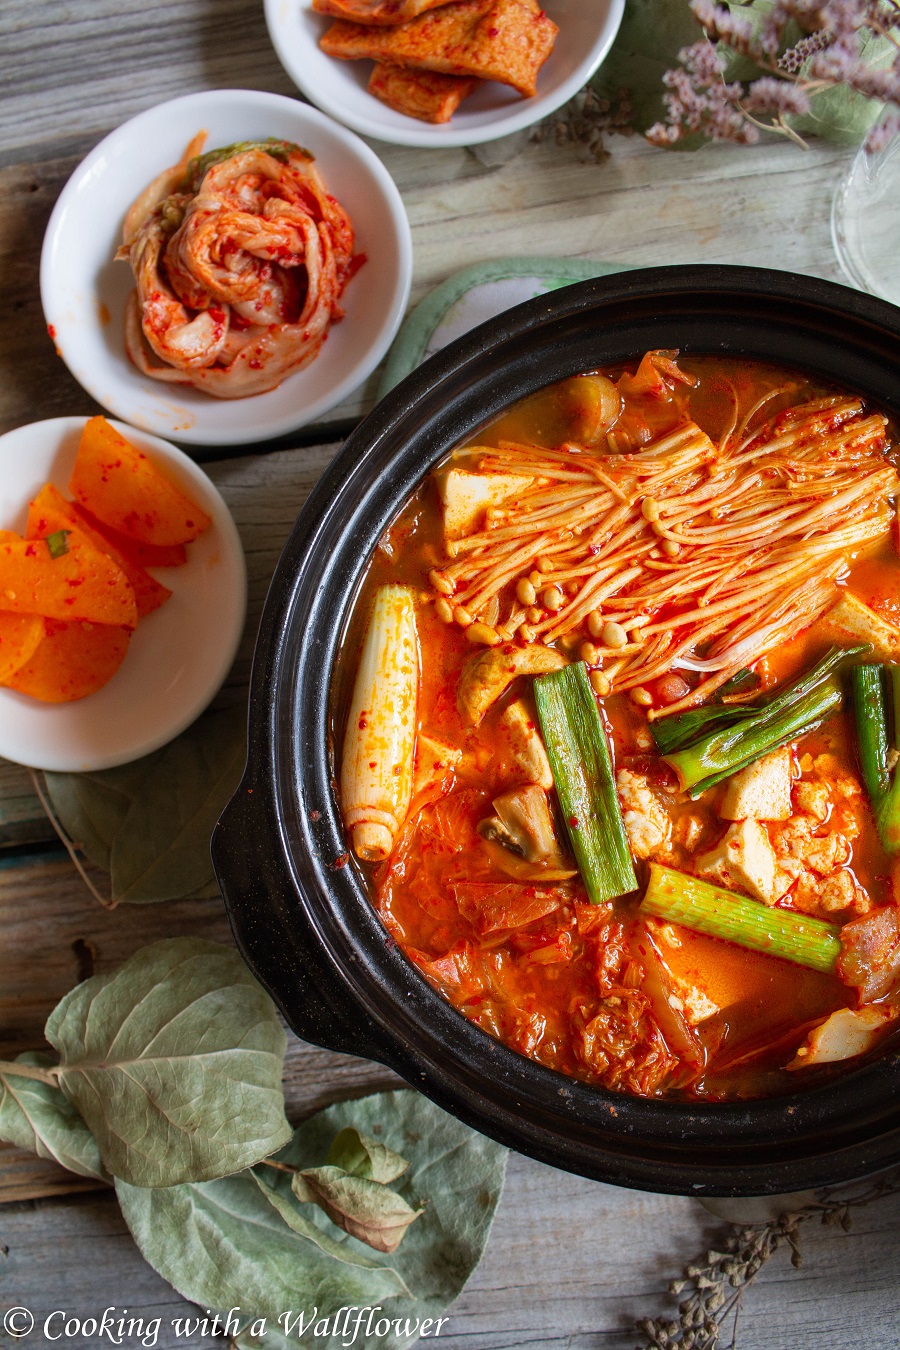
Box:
[336,352,900,1101]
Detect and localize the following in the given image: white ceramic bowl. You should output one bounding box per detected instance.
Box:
[264,0,624,148]
[40,90,413,446]
[0,418,247,771]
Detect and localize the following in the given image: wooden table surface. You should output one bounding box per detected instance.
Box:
[2,2,900,1347]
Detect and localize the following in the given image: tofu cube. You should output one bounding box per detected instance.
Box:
[696,819,780,905]
[818,592,900,661]
[438,467,534,541]
[719,747,792,821]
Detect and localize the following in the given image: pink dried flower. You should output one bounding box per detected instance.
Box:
[778,30,835,73]
[652,0,900,152]
[690,0,756,48]
[742,76,813,114]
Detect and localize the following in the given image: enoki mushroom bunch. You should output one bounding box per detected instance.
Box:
[429,398,897,716]
[118,135,357,399]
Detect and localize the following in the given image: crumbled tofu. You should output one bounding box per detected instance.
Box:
[654,922,683,949]
[794,778,830,822]
[819,870,871,915]
[669,978,720,1025]
[617,768,671,860]
[774,816,850,876]
[499,699,553,789]
[817,592,900,662]
[719,747,792,821]
[791,871,823,915]
[674,813,704,852]
[812,753,862,802]
[787,1004,897,1070]
[438,467,534,541]
[695,819,780,905]
[412,733,462,798]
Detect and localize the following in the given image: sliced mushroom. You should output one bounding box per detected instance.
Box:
[457,644,566,726]
[477,783,572,870]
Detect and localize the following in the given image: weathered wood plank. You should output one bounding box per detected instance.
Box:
[2,1157,899,1349]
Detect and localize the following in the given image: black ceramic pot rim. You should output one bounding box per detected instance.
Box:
[213,264,900,1196]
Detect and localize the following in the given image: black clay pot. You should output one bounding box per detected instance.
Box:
[212,264,900,1196]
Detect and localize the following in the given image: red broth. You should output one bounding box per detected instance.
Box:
[336,355,900,1101]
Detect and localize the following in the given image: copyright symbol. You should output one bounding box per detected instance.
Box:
[3,1307,34,1337]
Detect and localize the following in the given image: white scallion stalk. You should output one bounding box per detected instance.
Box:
[340,585,419,862]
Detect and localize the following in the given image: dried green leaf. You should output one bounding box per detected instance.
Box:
[43,704,246,903]
[0,1052,107,1180]
[43,764,142,873]
[251,1169,411,1289]
[45,938,291,1186]
[328,1125,409,1183]
[119,1090,507,1350]
[116,1167,407,1323]
[292,1165,423,1253]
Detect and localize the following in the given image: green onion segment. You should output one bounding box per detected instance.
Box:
[45,529,70,559]
[642,863,842,974]
[533,661,637,905]
[850,662,900,854]
[658,645,868,797]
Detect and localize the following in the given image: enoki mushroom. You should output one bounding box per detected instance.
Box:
[429,398,898,715]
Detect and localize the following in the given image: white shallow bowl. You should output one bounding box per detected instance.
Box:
[40,90,413,446]
[0,418,247,771]
[264,0,625,148]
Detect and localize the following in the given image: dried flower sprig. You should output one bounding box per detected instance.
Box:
[635,1168,900,1350]
[648,0,900,151]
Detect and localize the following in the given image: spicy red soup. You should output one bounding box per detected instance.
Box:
[336,352,900,1101]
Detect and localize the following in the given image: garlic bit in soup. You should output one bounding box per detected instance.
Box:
[336,351,900,1101]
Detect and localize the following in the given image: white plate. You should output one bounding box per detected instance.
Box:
[264,0,625,148]
[0,418,247,771]
[40,90,413,446]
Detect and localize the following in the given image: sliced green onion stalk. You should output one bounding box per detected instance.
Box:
[652,644,867,758]
[659,645,869,797]
[665,677,842,797]
[533,661,637,905]
[642,864,842,974]
[45,529,70,559]
[850,663,900,854]
[650,668,765,756]
[851,664,891,806]
[719,666,762,698]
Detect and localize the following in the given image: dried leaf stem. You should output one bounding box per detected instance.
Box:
[0,1058,60,1086]
[29,768,117,910]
